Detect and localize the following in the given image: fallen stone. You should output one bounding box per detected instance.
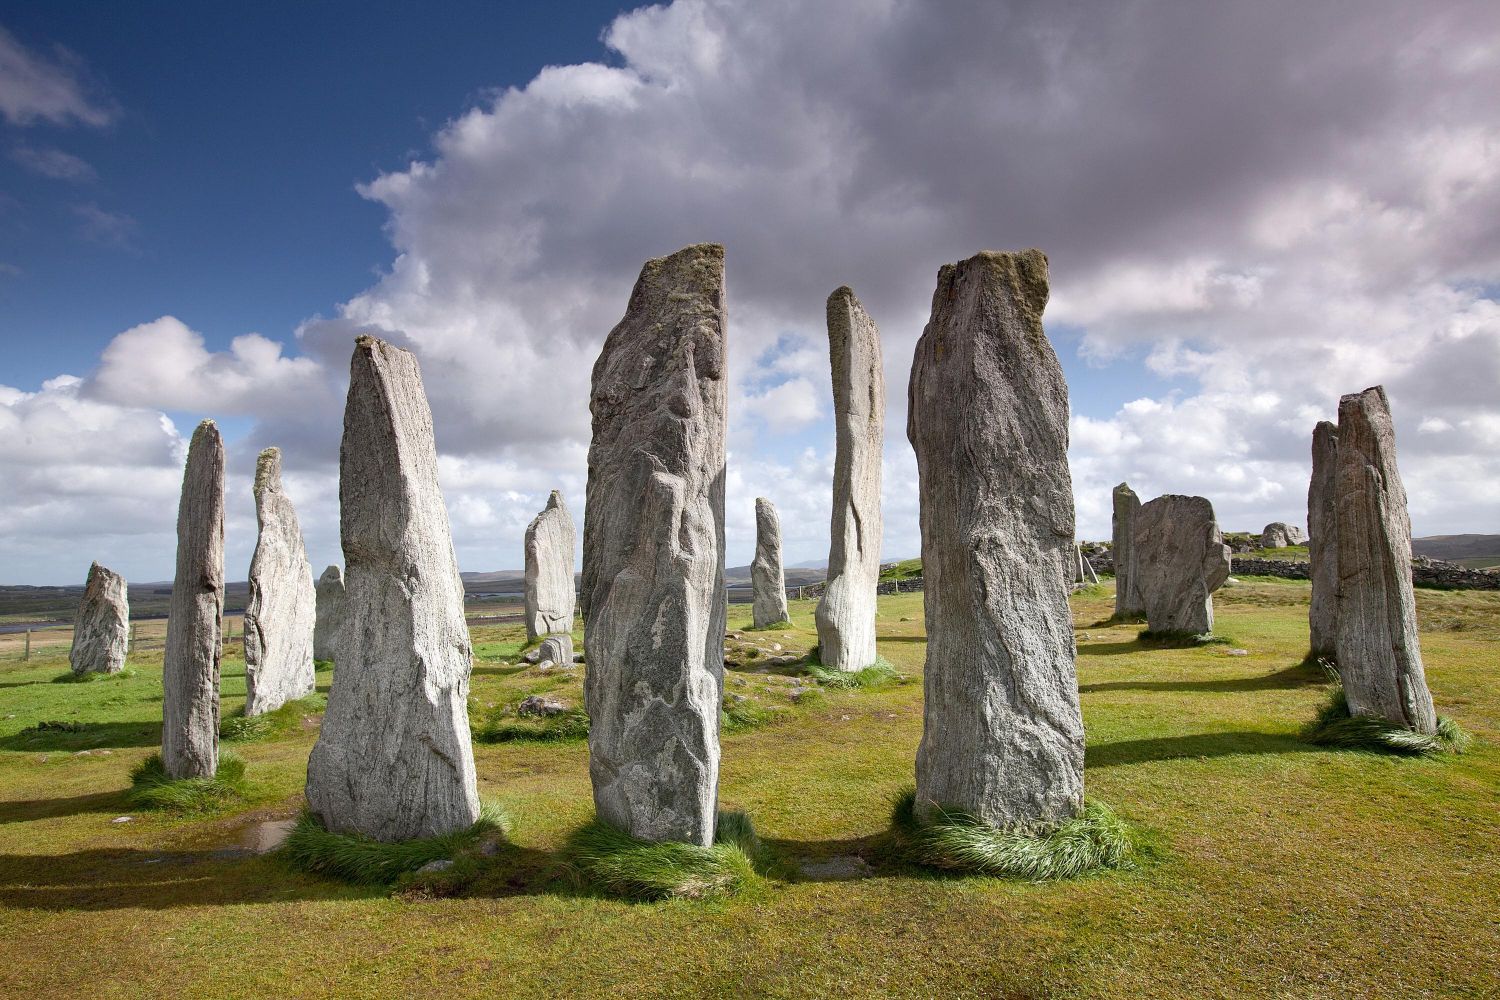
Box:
[1307,421,1339,661]
[1111,483,1144,619]
[112,816,133,824]
[518,695,567,718]
[313,565,345,662]
[1134,495,1231,636]
[243,447,317,717]
[752,497,791,627]
[70,561,129,676]
[524,490,577,642]
[416,859,454,874]
[537,634,573,670]
[1260,522,1306,548]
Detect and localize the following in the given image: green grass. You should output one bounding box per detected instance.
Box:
[804,657,902,688]
[1138,629,1234,647]
[220,692,327,741]
[281,802,508,885]
[51,667,137,684]
[563,809,769,901]
[721,697,784,733]
[1303,686,1472,756]
[473,707,590,744]
[879,558,923,581]
[743,619,793,632]
[126,752,248,812]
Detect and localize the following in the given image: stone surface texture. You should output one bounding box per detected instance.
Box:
[906,249,1084,831]
[1333,386,1438,732]
[815,286,885,671]
[313,565,344,662]
[162,420,225,780]
[1111,482,1143,618]
[1307,421,1340,661]
[538,633,573,669]
[751,497,791,627]
[242,447,317,716]
[1133,495,1231,635]
[1261,522,1306,548]
[305,336,481,841]
[524,490,577,642]
[70,562,129,675]
[581,243,726,847]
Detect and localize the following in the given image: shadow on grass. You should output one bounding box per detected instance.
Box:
[724,659,809,679]
[1086,730,1317,768]
[0,789,129,825]
[1080,661,1327,695]
[1076,641,1146,657]
[0,720,160,752]
[471,663,531,678]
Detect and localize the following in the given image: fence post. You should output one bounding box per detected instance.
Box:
[24,629,31,662]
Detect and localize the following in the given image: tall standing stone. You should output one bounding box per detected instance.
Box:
[1111,482,1143,619]
[70,562,129,675]
[907,249,1083,830]
[751,497,790,627]
[1333,386,1437,732]
[313,565,344,662]
[524,490,576,642]
[162,419,225,780]
[1307,421,1339,661]
[815,286,884,672]
[1133,495,1231,636]
[305,337,480,841]
[581,243,726,847]
[243,447,316,716]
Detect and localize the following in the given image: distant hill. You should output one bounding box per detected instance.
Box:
[1412,534,1500,569]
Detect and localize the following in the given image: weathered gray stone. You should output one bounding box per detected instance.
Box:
[1134,495,1231,636]
[816,286,884,672]
[1111,483,1144,618]
[1260,522,1306,548]
[581,243,726,847]
[243,448,316,717]
[1333,386,1437,732]
[751,497,791,627]
[524,490,576,642]
[518,695,567,717]
[537,633,573,670]
[1307,421,1339,661]
[313,565,344,662]
[70,562,129,675]
[906,249,1083,831]
[162,420,225,780]
[305,336,480,842]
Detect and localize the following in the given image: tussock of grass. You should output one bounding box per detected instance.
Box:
[52,668,136,684]
[743,619,793,632]
[564,809,769,901]
[721,698,783,733]
[126,752,247,813]
[282,803,508,885]
[1138,629,1232,647]
[805,657,901,689]
[220,693,326,741]
[890,789,1145,881]
[473,707,589,744]
[1303,686,1471,756]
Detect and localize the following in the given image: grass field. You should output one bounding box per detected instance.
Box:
[0,581,1496,999]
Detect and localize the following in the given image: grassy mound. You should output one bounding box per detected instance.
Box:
[281,803,508,885]
[564,809,770,901]
[127,752,248,813]
[52,668,136,684]
[1138,629,1232,647]
[721,697,784,733]
[220,693,326,741]
[473,707,590,744]
[804,657,902,689]
[1303,686,1470,757]
[743,619,793,632]
[890,789,1146,881]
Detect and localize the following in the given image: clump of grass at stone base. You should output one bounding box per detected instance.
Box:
[888,788,1149,881]
[802,654,903,689]
[220,692,326,742]
[1137,629,1233,647]
[1302,684,1471,757]
[742,619,793,632]
[472,706,590,744]
[127,752,248,813]
[52,668,137,684]
[563,809,777,901]
[281,802,508,885]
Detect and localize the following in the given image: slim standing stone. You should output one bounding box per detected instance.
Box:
[1333,386,1437,732]
[1133,495,1231,636]
[1111,483,1144,618]
[907,249,1083,829]
[305,337,480,841]
[162,420,225,780]
[70,562,130,675]
[313,565,344,662]
[581,243,726,846]
[524,490,577,642]
[751,497,790,627]
[243,447,317,716]
[1307,421,1339,661]
[815,286,884,672]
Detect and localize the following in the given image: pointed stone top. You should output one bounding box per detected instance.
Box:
[190,418,219,439]
[546,489,565,510]
[254,447,283,494]
[1114,482,1136,496]
[319,564,343,584]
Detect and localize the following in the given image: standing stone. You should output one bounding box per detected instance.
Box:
[581,243,726,847]
[815,286,884,672]
[305,337,480,841]
[313,565,344,662]
[1111,483,1143,618]
[751,497,790,627]
[1133,495,1231,636]
[906,249,1083,830]
[538,633,573,669]
[162,420,225,780]
[70,562,129,675]
[1260,522,1306,548]
[1333,386,1437,732]
[1307,421,1339,661]
[243,448,316,716]
[524,490,576,642]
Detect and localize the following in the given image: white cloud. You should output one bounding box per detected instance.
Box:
[9,143,95,181]
[0,25,115,127]
[71,202,136,249]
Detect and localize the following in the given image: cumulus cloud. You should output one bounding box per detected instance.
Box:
[0,24,115,127]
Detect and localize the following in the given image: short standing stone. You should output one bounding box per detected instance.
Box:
[1260,522,1306,548]
[1307,421,1339,661]
[305,337,480,841]
[751,497,790,627]
[906,249,1084,830]
[524,490,576,642]
[162,420,225,780]
[537,633,573,670]
[70,562,129,675]
[313,565,344,662]
[816,286,884,671]
[243,448,316,717]
[1333,386,1437,732]
[1134,495,1231,636]
[1112,483,1143,618]
[581,243,726,847]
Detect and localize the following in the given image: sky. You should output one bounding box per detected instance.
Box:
[1,0,1498,586]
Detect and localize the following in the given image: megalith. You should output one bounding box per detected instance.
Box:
[162,419,225,780]
[1111,483,1143,619]
[538,633,573,669]
[581,243,726,847]
[305,336,480,841]
[1261,522,1306,548]
[1307,421,1339,661]
[313,565,344,662]
[751,497,790,627]
[524,490,576,642]
[1333,386,1437,732]
[815,286,884,672]
[906,249,1084,830]
[70,562,129,675]
[1133,495,1231,636]
[243,447,316,716]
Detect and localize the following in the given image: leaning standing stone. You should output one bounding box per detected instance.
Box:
[1111,482,1143,619]
[815,286,884,671]
[243,447,316,716]
[907,249,1083,830]
[751,497,790,627]
[313,565,344,662]
[1333,386,1437,732]
[1133,495,1231,636]
[162,419,225,780]
[581,243,726,847]
[305,337,480,841]
[1307,421,1339,661]
[524,490,576,642]
[70,562,129,675]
